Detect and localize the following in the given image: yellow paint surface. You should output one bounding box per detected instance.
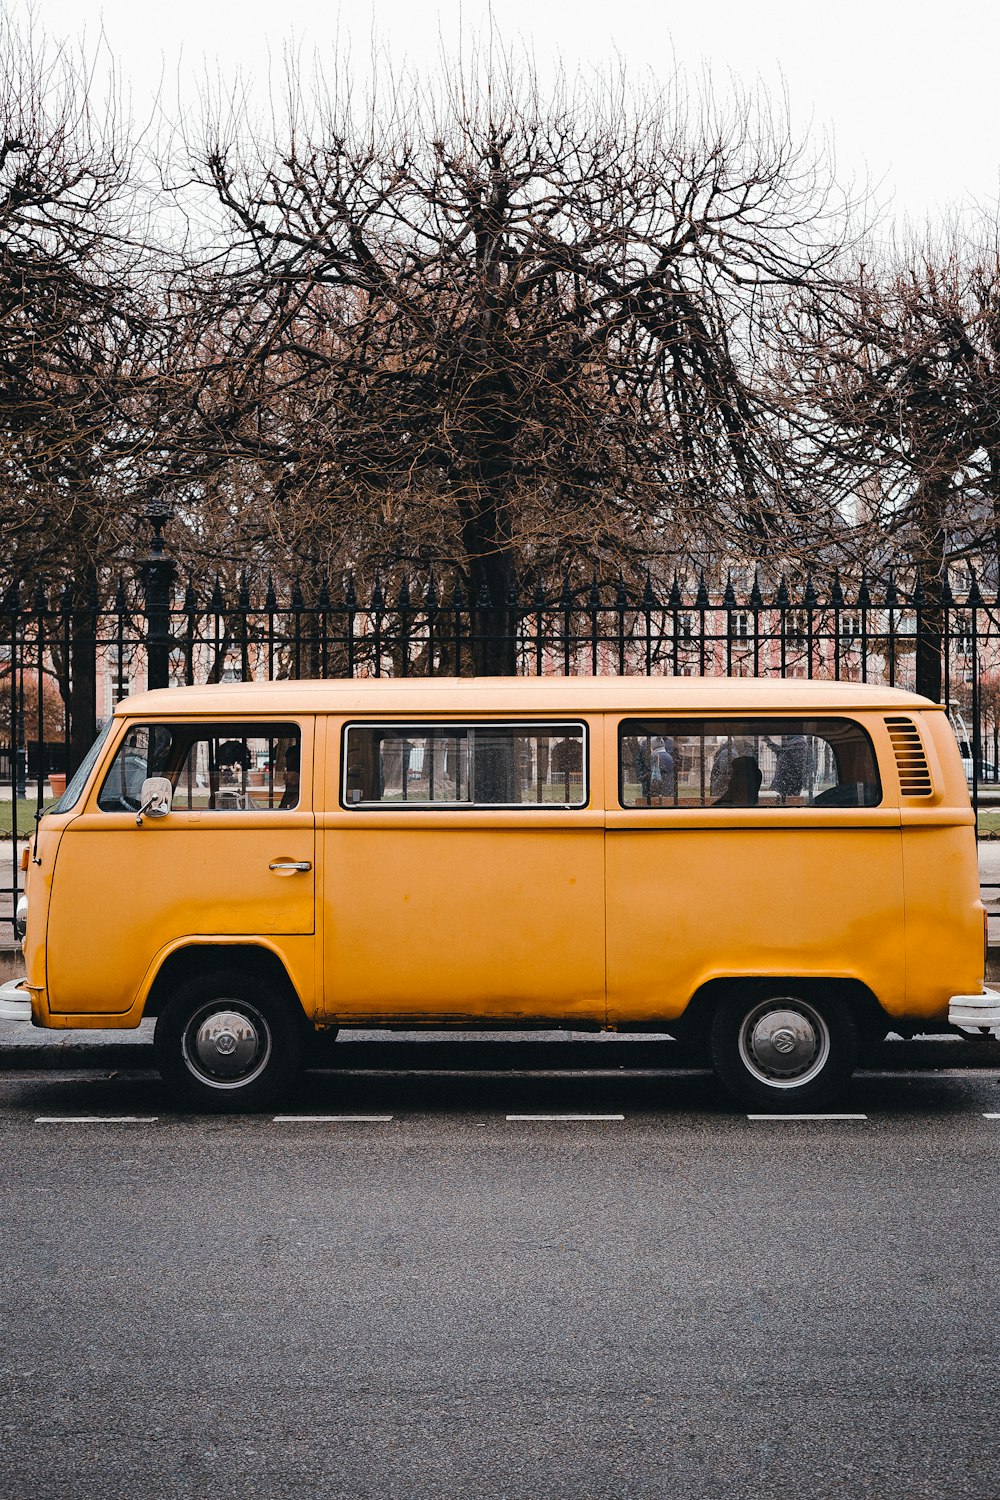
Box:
[21,678,985,1032]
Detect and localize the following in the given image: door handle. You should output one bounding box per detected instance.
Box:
[269,861,312,872]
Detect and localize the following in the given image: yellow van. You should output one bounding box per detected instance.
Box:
[12,676,996,1110]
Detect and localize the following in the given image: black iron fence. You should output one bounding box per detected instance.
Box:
[3,545,1000,936]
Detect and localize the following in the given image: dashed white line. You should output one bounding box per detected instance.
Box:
[272,1114,393,1123]
[747,1113,868,1121]
[34,1116,158,1124]
[983,1113,1000,1119]
[506,1113,625,1122]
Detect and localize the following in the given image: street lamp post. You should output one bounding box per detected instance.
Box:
[140,501,177,693]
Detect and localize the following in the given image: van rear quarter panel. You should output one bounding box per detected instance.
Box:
[603,713,906,1023]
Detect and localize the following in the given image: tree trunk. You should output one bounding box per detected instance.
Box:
[469,550,517,675]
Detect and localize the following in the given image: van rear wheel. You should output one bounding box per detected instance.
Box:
[710,988,858,1109]
[154,969,304,1111]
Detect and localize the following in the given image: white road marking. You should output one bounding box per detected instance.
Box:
[983,1113,1000,1119]
[506,1113,625,1122]
[272,1114,393,1122]
[747,1113,868,1121]
[34,1116,158,1124]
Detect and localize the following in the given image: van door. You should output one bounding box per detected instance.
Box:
[321,717,606,1023]
[46,718,316,1015]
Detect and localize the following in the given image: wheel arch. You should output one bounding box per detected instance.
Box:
[677,975,889,1043]
[141,942,309,1027]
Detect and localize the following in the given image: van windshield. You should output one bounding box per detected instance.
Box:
[48,722,115,814]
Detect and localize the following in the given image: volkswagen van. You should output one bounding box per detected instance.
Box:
[9,675,997,1110]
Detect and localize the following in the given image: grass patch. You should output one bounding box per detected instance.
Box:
[0,799,56,839]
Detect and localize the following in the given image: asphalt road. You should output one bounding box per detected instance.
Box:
[2,1066,1000,1499]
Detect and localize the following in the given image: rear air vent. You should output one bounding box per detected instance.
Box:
[884,716,933,797]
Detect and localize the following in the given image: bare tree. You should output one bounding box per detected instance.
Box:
[777,234,989,698]
[177,48,852,668]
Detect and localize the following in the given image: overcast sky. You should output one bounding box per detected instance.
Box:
[12,0,999,227]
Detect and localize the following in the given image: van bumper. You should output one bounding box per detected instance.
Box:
[0,978,32,1021]
[950,989,1000,1035]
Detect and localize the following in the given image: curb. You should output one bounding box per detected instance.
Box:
[1,1032,999,1073]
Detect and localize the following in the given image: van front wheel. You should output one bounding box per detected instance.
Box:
[154,970,304,1111]
[710,989,858,1109]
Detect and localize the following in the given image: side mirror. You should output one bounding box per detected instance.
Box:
[136,776,173,826]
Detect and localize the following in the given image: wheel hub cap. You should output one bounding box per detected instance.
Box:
[193,1009,262,1079]
[739,1000,831,1088]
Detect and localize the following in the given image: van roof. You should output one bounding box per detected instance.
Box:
[117,675,941,717]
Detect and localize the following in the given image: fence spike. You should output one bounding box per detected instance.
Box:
[642,574,658,609]
[749,570,764,609]
[34,580,47,615]
[967,568,984,608]
[265,576,277,611]
[477,577,494,610]
[371,577,385,611]
[344,573,357,609]
[775,576,791,609]
[723,572,736,609]
[451,574,465,612]
[507,577,519,609]
[830,571,844,609]
[533,575,546,610]
[885,570,899,608]
[59,581,73,616]
[114,577,128,613]
[615,576,628,610]
[238,573,250,610]
[290,581,304,613]
[318,579,331,611]
[397,576,411,611]
[589,576,601,610]
[803,572,818,609]
[941,573,954,608]
[559,575,573,610]
[183,579,197,613]
[210,576,225,614]
[424,574,438,610]
[857,574,872,610]
[911,570,925,609]
[695,574,710,609]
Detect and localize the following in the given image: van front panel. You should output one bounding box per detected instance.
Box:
[46,717,316,1016]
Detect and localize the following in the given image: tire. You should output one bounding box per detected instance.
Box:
[709,987,859,1110]
[154,968,305,1111]
[668,1012,712,1069]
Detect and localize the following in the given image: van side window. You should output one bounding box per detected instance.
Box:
[97,723,302,813]
[343,722,587,808]
[619,718,881,810]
